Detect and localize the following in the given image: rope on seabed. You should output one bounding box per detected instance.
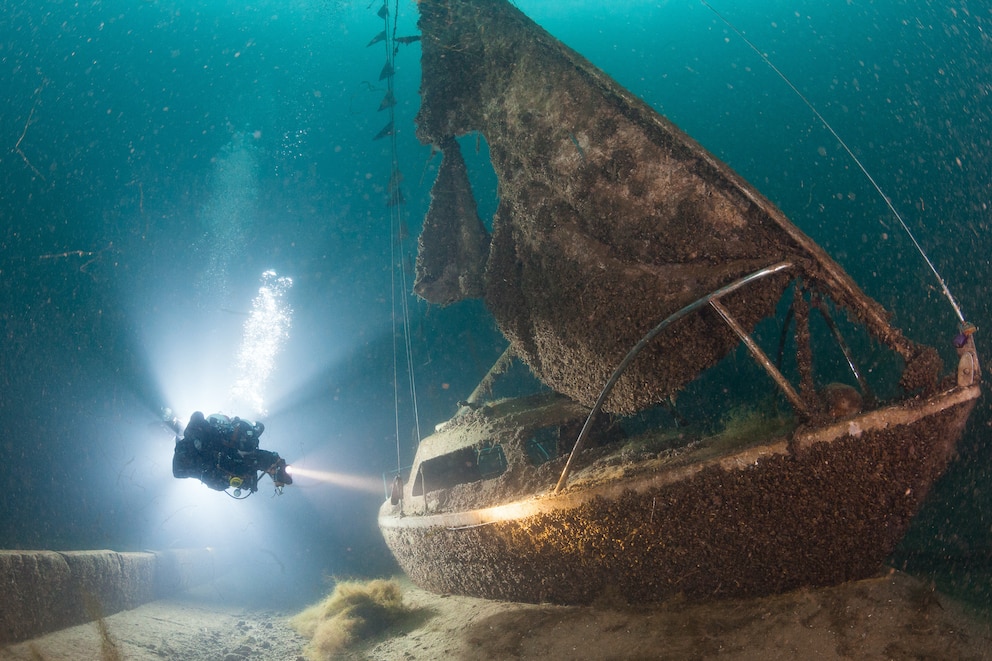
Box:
[701,0,968,326]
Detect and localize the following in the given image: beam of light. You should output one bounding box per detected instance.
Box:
[231,269,294,417]
[194,133,259,305]
[286,466,383,495]
[132,136,273,420]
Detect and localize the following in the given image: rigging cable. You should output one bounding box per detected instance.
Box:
[374,0,422,477]
[700,0,968,326]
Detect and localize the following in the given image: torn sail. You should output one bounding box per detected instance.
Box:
[413,0,927,413]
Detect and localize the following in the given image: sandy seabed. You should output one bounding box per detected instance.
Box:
[3,570,990,660]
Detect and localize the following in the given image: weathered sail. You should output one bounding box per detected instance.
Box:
[413,0,932,413]
[414,136,490,304]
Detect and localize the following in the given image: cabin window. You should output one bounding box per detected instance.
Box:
[525,426,560,466]
[477,444,508,478]
[411,443,507,496]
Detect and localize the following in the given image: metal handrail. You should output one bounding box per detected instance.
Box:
[553,261,794,494]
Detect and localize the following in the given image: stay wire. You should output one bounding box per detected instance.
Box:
[380,0,421,475]
[701,0,967,325]
[392,0,423,461]
[381,4,401,476]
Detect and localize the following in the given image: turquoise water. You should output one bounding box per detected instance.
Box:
[1,0,989,609]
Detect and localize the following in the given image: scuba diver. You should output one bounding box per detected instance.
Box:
[168,410,293,498]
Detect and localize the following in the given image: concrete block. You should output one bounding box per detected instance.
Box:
[0,550,72,644]
[57,550,157,624]
[0,548,215,644]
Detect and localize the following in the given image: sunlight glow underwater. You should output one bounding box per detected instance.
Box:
[150,268,294,422]
[146,266,383,529]
[143,269,304,545]
[231,269,294,417]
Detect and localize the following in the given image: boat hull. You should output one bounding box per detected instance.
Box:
[380,385,979,604]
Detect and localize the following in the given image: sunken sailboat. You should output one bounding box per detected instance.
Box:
[378,0,981,605]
